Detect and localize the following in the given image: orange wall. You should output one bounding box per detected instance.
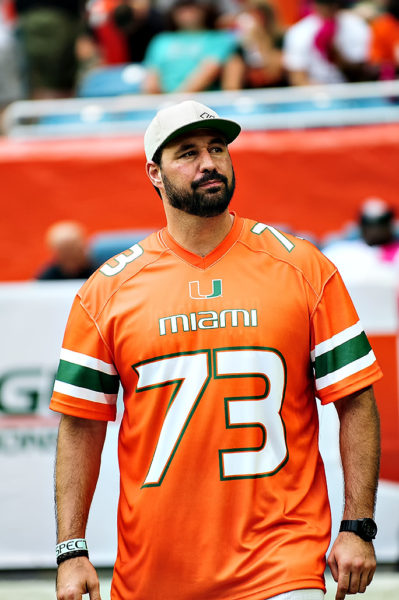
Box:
[369,335,399,482]
[1,124,399,281]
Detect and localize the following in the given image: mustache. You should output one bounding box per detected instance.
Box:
[191,170,228,190]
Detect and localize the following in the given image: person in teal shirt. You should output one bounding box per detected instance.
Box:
[143,0,240,93]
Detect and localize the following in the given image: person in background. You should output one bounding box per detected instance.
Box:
[143,0,240,93]
[36,221,96,280]
[322,198,399,279]
[283,0,371,85]
[369,0,399,80]
[0,1,24,111]
[222,0,286,89]
[359,198,399,250]
[13,0,84,99]
[112,0,165,61]
[76,0,165,72]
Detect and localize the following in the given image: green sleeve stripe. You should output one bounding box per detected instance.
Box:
[313,331,372,379]
[56,359,120,394]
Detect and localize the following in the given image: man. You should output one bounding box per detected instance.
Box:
[36,221,96,280]
[0,2,23,109]
[323,198,399,280]
[369,0,399,80]
[142,0,239,93]
[14,0,83,98]
[358,198,398,249]
[283,0,371,85]
[52,100,381,600]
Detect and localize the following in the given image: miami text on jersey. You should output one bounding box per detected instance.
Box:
[159,308,258,336]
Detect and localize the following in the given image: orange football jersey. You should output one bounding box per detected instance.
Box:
[50,215,382,600]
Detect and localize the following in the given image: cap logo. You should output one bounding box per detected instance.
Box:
[200,112,215,120]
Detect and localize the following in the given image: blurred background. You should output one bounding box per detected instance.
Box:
[0,0,398,596]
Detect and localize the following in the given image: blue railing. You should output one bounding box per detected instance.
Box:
[4,80,399,139]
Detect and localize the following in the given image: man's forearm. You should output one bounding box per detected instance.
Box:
[335,385,380,518]
[55,415,107,542]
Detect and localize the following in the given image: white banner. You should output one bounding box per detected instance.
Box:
[0,280,398,568]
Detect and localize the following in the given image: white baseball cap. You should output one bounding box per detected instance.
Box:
[144,100,241,161]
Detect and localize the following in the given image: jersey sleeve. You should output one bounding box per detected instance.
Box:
[310,270,382,404]
[50,295,119,421]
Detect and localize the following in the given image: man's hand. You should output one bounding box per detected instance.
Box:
[56,556,101,600]
[327,532,376,600]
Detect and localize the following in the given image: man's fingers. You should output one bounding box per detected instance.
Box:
[327,554,339,582]
[87,577,102,600]
[57,584,84,600]
[335,569,350,600]
[367,565,376,586]
[337,565,374,597]
[333,562,376,599]
[358,571,369,594]
[348,560,362,594]
[56,557,101,600]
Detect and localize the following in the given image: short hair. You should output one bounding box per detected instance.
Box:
[152,146,163,167]
[151,147,163,198]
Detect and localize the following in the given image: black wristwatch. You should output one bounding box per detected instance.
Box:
[339,519,377,542]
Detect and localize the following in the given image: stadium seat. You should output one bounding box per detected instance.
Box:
[77,64,147,98]
[89,229,154,267]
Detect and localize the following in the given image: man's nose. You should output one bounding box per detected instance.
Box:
[198,149,217,172]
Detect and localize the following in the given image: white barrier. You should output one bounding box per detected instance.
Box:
[0,280,398,568]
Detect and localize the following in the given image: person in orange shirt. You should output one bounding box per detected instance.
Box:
[369,0,399,79]
[52,100,381,600]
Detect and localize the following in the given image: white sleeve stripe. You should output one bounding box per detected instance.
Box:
[53,380,117,405]
[60,348,117,376]
[265,225,295,251]
[251,223,267,234]
[315,349,376,391]
[311,321,364,362]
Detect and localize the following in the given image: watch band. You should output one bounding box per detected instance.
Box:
[339,519,377,541]
[340,520,360,534]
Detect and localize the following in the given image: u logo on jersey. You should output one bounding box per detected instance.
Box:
[189,279,222,300]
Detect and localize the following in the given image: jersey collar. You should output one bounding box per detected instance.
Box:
[160,213,244,269]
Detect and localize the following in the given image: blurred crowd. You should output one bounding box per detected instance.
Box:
[1,0,399,109]
[36,197,399,281]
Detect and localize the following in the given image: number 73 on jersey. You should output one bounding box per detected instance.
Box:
[133,347,289,487]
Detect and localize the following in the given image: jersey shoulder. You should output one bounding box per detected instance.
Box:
[77,230,165,320]
[240,218,337,295]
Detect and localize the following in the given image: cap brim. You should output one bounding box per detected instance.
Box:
[158,117,241,155]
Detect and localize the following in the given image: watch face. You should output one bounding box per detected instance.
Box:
[362,519,377,539]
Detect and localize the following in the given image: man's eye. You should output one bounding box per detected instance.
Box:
[181,150,196,158]
[211,146,223,153]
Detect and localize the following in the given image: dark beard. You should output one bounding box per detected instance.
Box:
[163,169,236,218]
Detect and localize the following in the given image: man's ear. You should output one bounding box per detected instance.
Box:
[146,161,163,190]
